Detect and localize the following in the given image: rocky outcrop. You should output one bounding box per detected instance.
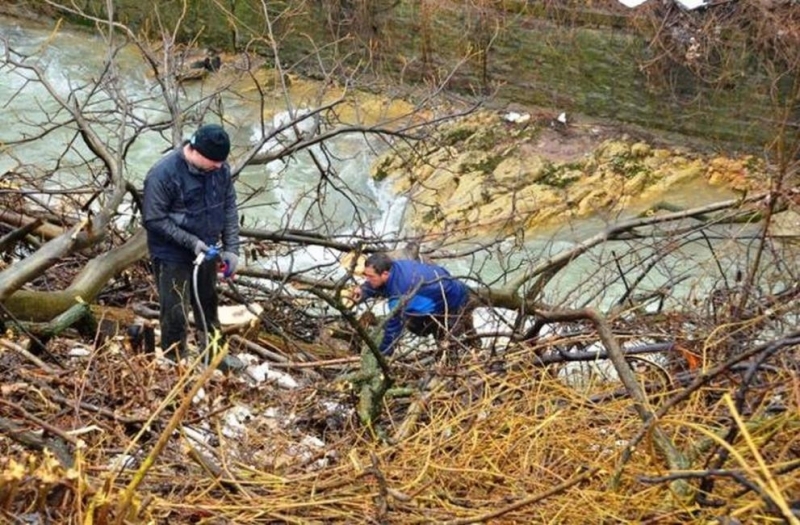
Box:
[372,110,767,241]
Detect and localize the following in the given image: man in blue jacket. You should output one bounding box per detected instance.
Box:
[142,123,240,360]
[353,253,474,357]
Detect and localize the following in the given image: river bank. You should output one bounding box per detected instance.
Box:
[371,107,773,243]
[5,1,798,150]
[0,8,789,252]
[1,7,792,253]
[2,8,799,525]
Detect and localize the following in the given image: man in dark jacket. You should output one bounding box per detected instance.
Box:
[352,253,474,356]
[142,123,240,359]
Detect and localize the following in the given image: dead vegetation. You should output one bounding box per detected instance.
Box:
[2,300,799,523]
[2,1,800,524]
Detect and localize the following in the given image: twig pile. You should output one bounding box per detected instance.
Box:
[2,319,798,524]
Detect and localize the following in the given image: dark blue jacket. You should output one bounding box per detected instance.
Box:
[360,260,469,354]
[143,147,239,264]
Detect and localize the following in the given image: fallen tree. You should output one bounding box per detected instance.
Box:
[1,2,799,524]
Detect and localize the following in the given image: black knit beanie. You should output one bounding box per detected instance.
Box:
[190,124,230,162]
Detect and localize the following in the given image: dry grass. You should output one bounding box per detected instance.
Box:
[2,327,798,524]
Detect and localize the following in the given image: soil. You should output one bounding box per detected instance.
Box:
[520,110,720,164]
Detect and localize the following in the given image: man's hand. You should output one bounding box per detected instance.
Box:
[194,239,210,256]
[351,286,363,303]
[221,251,238,278]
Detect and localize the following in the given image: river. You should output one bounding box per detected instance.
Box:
[0,15,404,263]
[1,14,794,332]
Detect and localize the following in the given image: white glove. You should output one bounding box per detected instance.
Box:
[221,251,238,277]
[194,240,210,256]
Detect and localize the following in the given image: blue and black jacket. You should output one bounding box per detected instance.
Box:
[360,260,469,355]
[142,147,239,264]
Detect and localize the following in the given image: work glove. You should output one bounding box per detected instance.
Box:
[194,239,210,256]
[220,251,238,278]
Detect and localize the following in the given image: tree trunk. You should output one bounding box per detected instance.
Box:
[2,230,148,322]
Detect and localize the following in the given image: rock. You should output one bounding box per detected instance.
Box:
[445,170,489,212]
[188,55,221,72]
[370,109,767,240]
[706,156,757,190]
[630,142,651,157]
[595,140,631,161]
[666,159,705,185]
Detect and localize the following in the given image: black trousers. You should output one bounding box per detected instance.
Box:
[152,258,220,358]
[403,307,475,365]
[405,297,477,345]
